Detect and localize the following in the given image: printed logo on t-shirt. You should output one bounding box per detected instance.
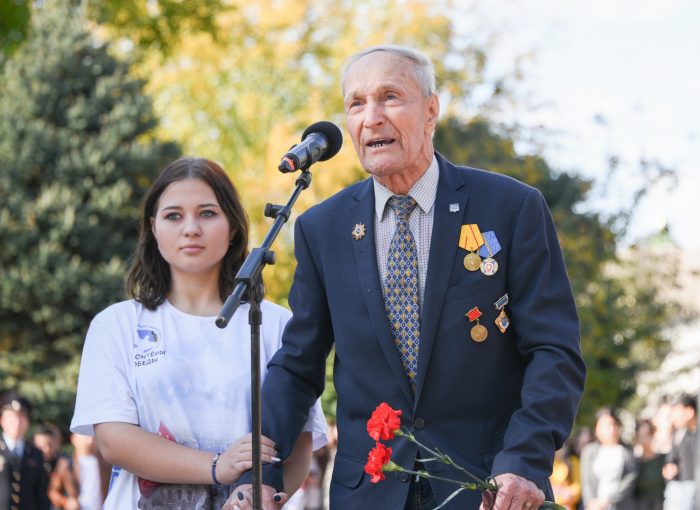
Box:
[134,326,165,367]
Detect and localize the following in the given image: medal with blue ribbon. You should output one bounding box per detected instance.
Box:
[493,293,510,333]
[478,231,500,276]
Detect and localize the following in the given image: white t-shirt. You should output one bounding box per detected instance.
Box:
[71,299,327,509]
[591,444,626,502]
[76,454,103,510]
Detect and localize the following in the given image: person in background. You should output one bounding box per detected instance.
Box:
[633,418,665,510]
[580,407,637,510]
[551,439,581,510]
[70,433,111,510]
[33,424,62,476]
[571,427,595,510]
[0,392,50,510]
[652,400,674,456]
[33,424,80,510]
[662,394,696,510]
[70,157,327,509]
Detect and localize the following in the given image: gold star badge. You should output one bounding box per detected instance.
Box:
[352,223,366,240]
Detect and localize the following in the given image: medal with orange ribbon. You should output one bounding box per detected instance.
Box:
[458,224,484,272]
[466,306,488,342]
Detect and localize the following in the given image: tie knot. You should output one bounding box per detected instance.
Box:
[388,195,417,222]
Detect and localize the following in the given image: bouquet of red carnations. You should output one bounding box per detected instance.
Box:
[364,403,566,510]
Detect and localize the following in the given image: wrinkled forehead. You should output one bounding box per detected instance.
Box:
[343,51,420,97]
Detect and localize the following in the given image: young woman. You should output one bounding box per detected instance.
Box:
[580,407,637,510]
[71,157,326,509]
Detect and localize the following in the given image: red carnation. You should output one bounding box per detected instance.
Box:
[364,442,393,483]
[367,402,402,441]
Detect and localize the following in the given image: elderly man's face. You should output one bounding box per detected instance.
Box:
[343,51,439,187]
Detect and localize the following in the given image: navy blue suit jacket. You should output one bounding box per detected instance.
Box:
[257,153,585,508]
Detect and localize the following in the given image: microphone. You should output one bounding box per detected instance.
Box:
[278,121,343,173]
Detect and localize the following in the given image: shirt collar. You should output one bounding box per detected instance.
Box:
[373,155,439,219]
[2,434,23,453]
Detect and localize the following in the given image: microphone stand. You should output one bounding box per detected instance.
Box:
[216,170,313,510]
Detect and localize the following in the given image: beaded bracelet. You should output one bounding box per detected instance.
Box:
[211,452,222,485]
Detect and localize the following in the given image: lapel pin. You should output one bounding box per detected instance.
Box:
[351,223,366,240]
[449,203,460,213]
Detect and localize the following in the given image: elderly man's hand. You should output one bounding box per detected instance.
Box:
[222,484,288,510]
[479,473,545,510]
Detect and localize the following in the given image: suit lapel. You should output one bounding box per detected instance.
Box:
[350,179,415,405]
[414,155,469,404]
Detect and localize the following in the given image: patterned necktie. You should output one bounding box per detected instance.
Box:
[383,195,420,389]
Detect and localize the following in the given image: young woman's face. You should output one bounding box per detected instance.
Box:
[151,178,232,280]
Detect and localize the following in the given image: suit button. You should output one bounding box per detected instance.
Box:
[399,472,410,482]
[414,418,425,430]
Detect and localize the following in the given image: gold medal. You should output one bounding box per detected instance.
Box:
[466,306,488,343]
[464,252,481,271]
[480,257,498,276]
[470,323,488,342]
[458,224,485,272]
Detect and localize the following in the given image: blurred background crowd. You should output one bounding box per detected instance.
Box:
[550,394,697,510]
[0,392,109,510]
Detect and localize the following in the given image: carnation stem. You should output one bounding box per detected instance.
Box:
[390,467,493,491]
[399,428,494,488]
[395,430,567,509]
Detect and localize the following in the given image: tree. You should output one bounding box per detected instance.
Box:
[139,0,496,303]
[0,0,227,57]
[434,117,686,427]
[0,1,179,427]
[0,0,30,57]
[89,0,227,55]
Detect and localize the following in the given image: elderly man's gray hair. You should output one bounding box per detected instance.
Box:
[341,45,437,98]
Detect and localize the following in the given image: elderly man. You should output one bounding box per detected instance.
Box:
[231,45,585,510]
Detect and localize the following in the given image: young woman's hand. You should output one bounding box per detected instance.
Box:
[222,484,288,510]
[214,433,279,485]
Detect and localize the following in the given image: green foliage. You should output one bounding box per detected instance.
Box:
[0,0,227,57]
[90,0,227,54]
[0,0,30,56]
[0,2,179,428]
[435,117,684,427]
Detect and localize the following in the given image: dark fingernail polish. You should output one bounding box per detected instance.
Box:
[274,495,282,502]
[237,492,244,501]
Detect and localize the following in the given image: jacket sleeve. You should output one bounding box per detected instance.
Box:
[490,188,586,490]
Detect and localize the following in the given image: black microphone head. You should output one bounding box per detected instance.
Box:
[301,121,343,161]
